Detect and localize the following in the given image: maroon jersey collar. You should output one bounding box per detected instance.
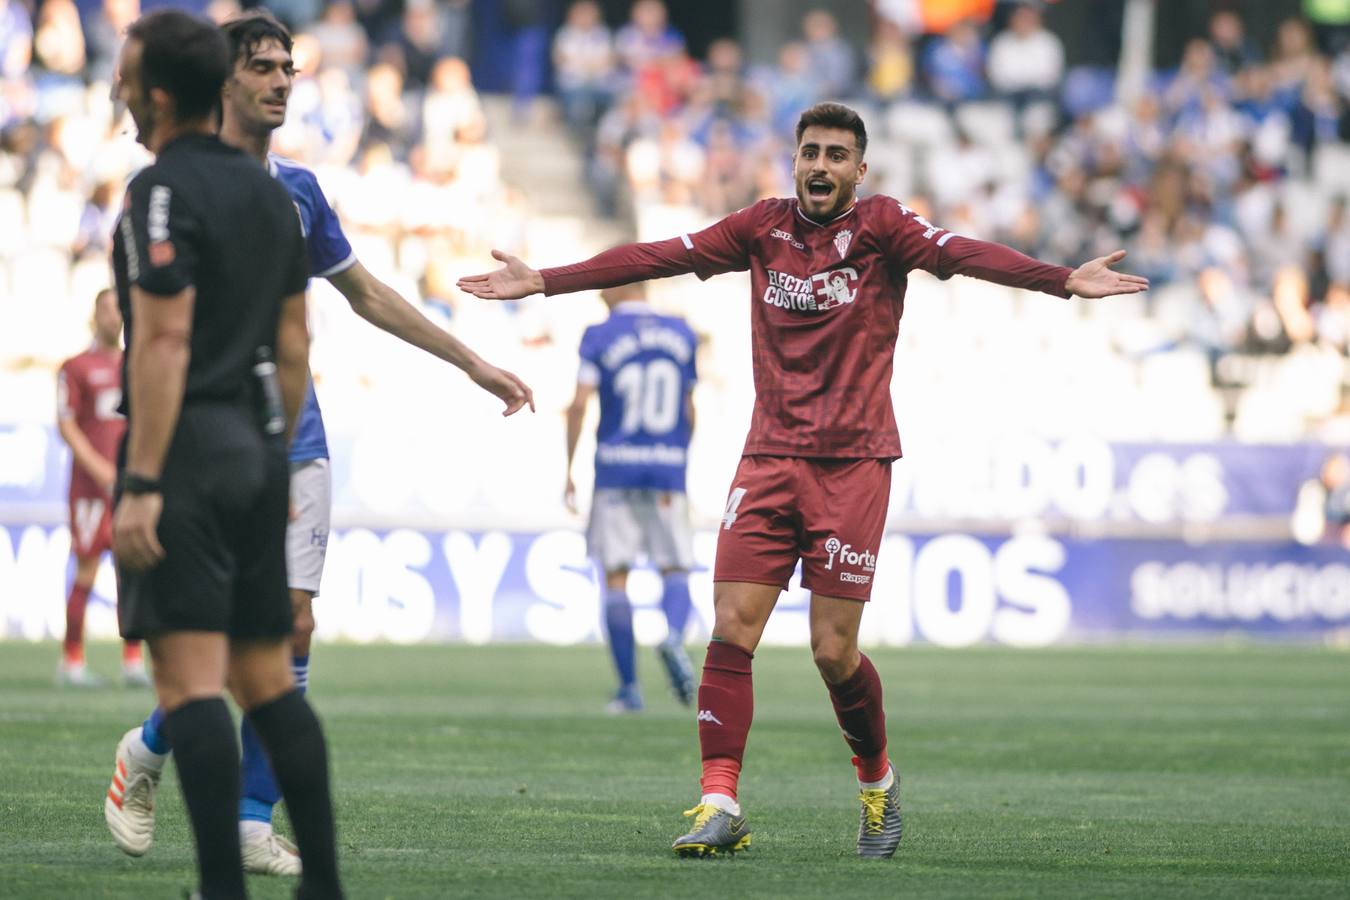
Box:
[793,200,857,230]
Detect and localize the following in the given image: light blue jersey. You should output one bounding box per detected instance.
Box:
[269,154,356,462]
[578,302,697,492]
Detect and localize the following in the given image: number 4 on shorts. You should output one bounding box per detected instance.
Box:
[722,487,747,531]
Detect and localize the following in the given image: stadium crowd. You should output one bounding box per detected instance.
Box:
[3,0,1350,467]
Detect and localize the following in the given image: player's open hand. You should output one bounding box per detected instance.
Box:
[456,250,545,301]
[1064,250,1150,299]
[469,361,536,416]
[112,492,165,571]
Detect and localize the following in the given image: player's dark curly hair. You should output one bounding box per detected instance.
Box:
[220,8,293,69]
[795,102,868,158]
[126,10,229,123]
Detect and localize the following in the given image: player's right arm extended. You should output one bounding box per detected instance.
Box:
[275,290,310,448]
[458,240,701,300]
[539,238,699,295]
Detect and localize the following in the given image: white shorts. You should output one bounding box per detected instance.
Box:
[587,488,694,573]
[286,458,331,594]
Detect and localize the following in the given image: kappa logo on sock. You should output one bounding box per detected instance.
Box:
[696,709,724,725]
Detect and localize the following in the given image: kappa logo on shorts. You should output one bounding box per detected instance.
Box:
[824,536,877,576]
[697,709,724,725]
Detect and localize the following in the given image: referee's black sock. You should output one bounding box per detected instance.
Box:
[246,689,344,900]
[163,697,246,900]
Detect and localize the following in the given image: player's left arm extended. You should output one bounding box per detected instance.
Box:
[328,261,534,415]
[938,238,1149,299]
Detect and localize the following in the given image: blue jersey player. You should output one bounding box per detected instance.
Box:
[104,11,534,875]
[565,283,698,713]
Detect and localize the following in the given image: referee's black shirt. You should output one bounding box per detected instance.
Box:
[112,133,308,418]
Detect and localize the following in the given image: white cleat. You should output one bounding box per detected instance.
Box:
[121,664,152,688]
[104,728,161,856]
[241,821,302,876]
[56,662,105,688]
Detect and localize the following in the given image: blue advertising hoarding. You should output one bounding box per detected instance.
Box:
[5,523,1348,646]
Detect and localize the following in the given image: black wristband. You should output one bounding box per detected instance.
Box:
[121,473,162,495]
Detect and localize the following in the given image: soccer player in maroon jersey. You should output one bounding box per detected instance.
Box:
[56,288,145,686]
[459,102,1148,859]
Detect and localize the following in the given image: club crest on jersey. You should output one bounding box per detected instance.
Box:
[763,266,859,313]
[833,228,853,259]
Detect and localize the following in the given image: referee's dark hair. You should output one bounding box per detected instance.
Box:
[221,9,293,67]
[127,10,229,122]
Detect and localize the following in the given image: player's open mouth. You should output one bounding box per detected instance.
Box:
[807,179,832,198]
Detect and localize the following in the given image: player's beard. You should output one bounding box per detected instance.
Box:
[127,95,156,149]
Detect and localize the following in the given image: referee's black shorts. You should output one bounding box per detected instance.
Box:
[117,402,292,641]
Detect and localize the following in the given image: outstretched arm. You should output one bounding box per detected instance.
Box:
[937,236,1149,299]
[457,238,705,300]
[329,261,534,416]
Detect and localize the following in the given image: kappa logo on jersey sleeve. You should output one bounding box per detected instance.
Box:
[763,267,859,312]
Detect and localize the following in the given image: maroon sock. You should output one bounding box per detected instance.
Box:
[697,641,754,797]
[63,583,90,661]
[826,653,890,780]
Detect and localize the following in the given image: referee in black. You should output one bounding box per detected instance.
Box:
[110,11,343,898]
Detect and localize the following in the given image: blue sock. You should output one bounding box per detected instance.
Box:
[238,655,310,824]
[141,706,170,754]
[660,571,692,642]
[603,587,636,688]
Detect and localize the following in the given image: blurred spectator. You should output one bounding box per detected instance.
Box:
[553,0,615,134]
[310,0,369,77]
[1162,39,1224,120]
[760,41,819,135]
[1208,9,1260,75]
[922,18,987,105]
[615,0,683,74]
[866,22,914,103]
[362,62,417,154]
[1270,17,1318,102]
[0,0,31,81]
[987,2,1064,110]
[33,0,85,80]
[390,0,464,90]
[82,0,137,84]
[801,9,856,99]
[421,56,484,157]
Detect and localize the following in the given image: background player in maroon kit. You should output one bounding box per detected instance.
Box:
[459,102,1148,859]
[56,288,144,687]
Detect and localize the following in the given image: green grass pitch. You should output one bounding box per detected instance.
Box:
[1,641,1348,898]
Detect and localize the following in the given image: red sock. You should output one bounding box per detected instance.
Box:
[63,583,90,664]
[697,641,754,800]
[122,641,143,666]
[826,653,890,783]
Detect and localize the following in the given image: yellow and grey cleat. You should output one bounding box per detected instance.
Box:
[856,766,902,859]
[672,803,751,858]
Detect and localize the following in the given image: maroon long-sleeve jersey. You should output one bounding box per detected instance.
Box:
[543,195,1073,458]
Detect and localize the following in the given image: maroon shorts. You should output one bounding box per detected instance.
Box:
[69,493,113,559]
[713,455,891,601]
